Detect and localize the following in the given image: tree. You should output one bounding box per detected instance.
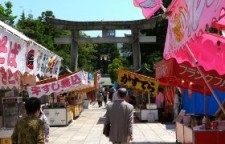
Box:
[95,43,120,74]
[78,34,98,72]
[16,11,72,69]
[108,57,128,83]
[0,1,17,26]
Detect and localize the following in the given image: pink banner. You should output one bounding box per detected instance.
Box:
[27,71,92,98]
[134,0,162,19]
[164,0,225,57]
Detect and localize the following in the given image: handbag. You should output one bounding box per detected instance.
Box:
[103,123,110,137]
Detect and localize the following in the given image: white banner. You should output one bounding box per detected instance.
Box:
[0,28,27,73]
[27,71,90,98]
[0,27,62,78]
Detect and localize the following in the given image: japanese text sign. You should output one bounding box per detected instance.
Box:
[27,71,87,98]
[117,69,159,95]
[0,27,62,78]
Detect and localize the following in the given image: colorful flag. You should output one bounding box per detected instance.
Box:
[134,0,163,19]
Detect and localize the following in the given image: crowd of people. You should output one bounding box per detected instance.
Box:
[10,85,181,144]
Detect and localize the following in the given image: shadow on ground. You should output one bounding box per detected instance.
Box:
[97,117,106,124]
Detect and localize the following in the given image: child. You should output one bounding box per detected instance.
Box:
[39,105,50,143]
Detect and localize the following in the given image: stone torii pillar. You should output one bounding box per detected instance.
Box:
[71,30,79,71]
[132,28,141,70]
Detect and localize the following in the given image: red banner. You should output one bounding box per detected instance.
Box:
[155,59,225,94]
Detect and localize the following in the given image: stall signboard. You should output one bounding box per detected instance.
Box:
[27,71,93,98]
[0,22,62,78]
[164,0,225,76]
[164,0,225,54]
[117,69,159,95]
[155,58,225,94]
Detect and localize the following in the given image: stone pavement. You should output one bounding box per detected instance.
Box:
[49,104,176,144]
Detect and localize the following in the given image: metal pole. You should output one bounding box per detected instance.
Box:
[185,44,225,114]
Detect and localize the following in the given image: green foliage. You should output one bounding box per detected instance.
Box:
[78,40,98,72]
[108,57,128,82]
[144,50,163,73]
[0,1,17,26]
[95,43,120,74]
[16,10,72,69]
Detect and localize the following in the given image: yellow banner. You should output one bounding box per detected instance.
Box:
[117,70,159,95]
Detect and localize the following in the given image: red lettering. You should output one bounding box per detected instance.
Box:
[41,84,50,93]
[7,42,20,68]
[31,86,41,96]
[0,68,7,85]
[61,78,71,88]
[0,36,8,64]
[7,69,15,84]
[14,71,20,82]
[71,74,81,85]
[51,83,60,91]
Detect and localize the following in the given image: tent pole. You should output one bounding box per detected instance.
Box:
[185,44,225,114]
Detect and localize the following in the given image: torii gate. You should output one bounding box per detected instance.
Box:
[48,15,162,71]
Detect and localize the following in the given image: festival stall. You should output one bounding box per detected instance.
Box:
[162,0,225,143]
[117,69,159,121]
[27,71,94,126]
[0,20,62,143]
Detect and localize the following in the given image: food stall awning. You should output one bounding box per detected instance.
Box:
[27,71,95,98]
[117,69,159,95]
[155,58,225,94]
[0,20,62,78]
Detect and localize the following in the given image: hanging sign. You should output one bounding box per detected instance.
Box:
[0,27,62,78]
[27,71,90,98]
[117,69,159,95]
[164,0,225,58]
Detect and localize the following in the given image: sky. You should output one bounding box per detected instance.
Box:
[5,0,145,36]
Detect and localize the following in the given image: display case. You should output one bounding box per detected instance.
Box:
[2,97,24,128]
[44,107,72,126]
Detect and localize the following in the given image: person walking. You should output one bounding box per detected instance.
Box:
[173,88,181,121]
[39,105,50,143]
[11,97,44,144]
[104,88,134,144]
[97,91,103,107]
[156,87,165,122]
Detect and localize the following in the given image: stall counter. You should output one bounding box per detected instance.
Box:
[44,107,72,126]
[176,122,225,144]
[135,107,158,121]
[69,103,83,118]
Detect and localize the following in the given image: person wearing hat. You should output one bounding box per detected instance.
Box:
[104,87,134,144]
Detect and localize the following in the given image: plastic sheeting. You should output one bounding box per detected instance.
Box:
[182,89,225,116]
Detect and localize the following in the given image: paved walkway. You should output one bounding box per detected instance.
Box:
[49,104,176,144]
